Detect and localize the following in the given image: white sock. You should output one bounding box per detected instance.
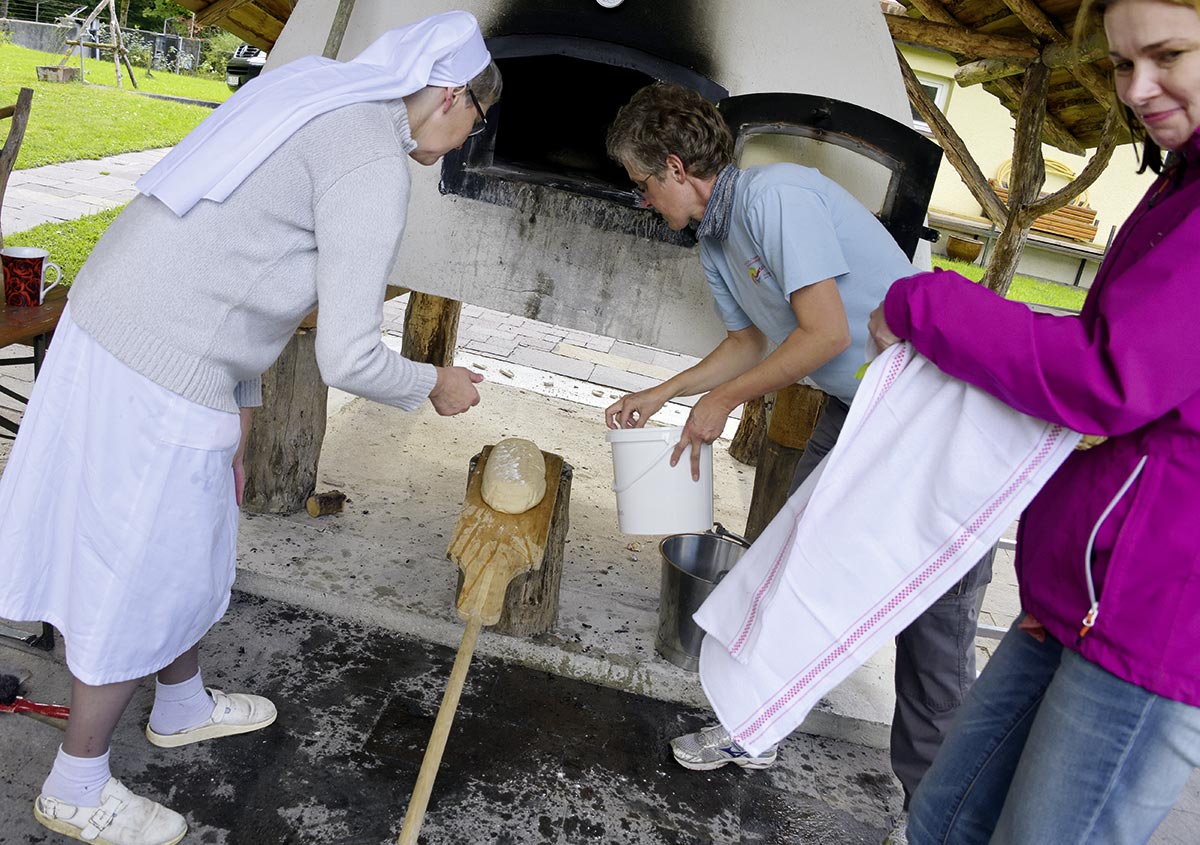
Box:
[41,745,111,808]
[148,671,213,735]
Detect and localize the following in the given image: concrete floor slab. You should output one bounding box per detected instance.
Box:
[231,378,899,752]
[0,592,905,844]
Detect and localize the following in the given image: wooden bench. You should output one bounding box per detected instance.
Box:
[989,159,1100,244]
[990,181,1100,243]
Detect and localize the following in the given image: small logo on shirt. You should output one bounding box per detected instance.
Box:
[745,255,772,285]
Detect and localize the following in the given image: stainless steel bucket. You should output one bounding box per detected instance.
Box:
[656,524,750,671]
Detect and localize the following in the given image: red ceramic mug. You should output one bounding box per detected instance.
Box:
[2,247,61,307]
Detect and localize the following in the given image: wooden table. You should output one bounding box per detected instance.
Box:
[0,286,66,439]
[0,286,65,651]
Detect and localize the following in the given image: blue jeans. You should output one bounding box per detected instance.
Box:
[908,619,1200,844]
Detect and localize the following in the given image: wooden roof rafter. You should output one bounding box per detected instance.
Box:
[885,0,1122,295]
[174,0,296,52]
[886,0,1124,152]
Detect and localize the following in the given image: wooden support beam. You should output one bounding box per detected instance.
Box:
[998,0,1062,41]
[956,56,1031,86]
[0,87,33,249]
[401,292,462,367]
[998,0,1113,107]
[1010,63,1051,206]
[1043,31,1108,68]
[992,77,1087,155]
[744,385,826,543]
[196,0,257,28]
[958,35,1111,87]
[1026,107,1120,219]
[998,0,1110,90]
[896,48,1009,228]
[729,395,768,466]
[111,1,138,90]
[323,0,357,59]
[242,329,328,514]
[906,0,958,26]
[243,1,363,516]
[983,61,1051,295]
[886,16,1040,58]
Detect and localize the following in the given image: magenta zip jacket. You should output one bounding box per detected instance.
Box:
[884,130,1200,706]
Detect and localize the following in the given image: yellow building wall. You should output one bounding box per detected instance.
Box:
[902,46,1155,246]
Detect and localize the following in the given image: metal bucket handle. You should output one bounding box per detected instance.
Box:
[710,522,751,548]
[708,522,750,587]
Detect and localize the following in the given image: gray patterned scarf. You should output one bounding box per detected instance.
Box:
[695,164,742,241]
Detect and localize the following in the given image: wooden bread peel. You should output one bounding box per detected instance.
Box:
[396,446,564,845]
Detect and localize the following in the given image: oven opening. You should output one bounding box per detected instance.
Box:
[489,55,652,203]
[439,36,727,245]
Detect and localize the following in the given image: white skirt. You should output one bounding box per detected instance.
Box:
[0,306,242,685]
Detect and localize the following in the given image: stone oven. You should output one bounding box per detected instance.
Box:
[269,0,938,356]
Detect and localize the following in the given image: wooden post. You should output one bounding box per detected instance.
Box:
[243,329,328,514]
[401,292,462,367]
[241,1,358,514]
[983,60,1050,295]
[107,0,123,88]
[0,88,33,250]
[897,48,1009,228]
[324,0,358,59]
[456,458,573,637]
[743,384,826,542]
[728,394,769,466]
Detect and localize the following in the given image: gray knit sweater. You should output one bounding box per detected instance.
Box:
[68,100,437,414]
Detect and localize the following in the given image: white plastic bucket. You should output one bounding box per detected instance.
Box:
[606,425,713,535]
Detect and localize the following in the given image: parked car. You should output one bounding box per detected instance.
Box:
[226,43,267,92]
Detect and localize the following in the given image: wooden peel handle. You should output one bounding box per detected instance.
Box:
[396,611,484,845]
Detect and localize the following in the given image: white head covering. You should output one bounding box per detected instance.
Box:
[136,10,490,216]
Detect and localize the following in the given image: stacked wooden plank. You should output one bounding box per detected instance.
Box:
[990,181,1100,243]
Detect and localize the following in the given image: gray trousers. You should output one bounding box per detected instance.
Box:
[787,396,993,804]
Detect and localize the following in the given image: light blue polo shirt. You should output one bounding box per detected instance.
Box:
[699,163,917,404]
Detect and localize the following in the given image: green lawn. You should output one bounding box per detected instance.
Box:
[0,43,229,168]
[932,256,1087,312]
[6,206,123,284]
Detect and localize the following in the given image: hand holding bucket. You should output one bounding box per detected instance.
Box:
[607,425,714,534]
[2,247,61,307]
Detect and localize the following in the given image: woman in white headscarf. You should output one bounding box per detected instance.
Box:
[0,11,501,844]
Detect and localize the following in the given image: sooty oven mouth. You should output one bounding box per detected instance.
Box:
[440,35,728,247]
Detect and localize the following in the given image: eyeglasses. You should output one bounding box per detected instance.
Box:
[466,85,488,137]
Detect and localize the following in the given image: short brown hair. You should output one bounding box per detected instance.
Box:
[605,83,734,179]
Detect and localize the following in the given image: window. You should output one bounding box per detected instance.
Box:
[911,74,950,137]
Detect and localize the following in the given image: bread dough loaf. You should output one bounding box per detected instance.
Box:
[481,438,547,514]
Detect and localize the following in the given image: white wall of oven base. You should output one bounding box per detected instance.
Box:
[270,0,917,357]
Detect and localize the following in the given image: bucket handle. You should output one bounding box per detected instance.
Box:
[711,522,751,549]
[612,436,685,494]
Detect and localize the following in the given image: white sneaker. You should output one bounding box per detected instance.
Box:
[670,723,778,771]
[34,777,186,845]
[145,687,276,748]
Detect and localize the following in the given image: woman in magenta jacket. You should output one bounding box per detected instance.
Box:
[869,0,1200,841]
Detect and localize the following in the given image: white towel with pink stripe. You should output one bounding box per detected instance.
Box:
[694,342,1080,755]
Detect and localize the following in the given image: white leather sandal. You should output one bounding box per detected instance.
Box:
[145,687,277,749]
[34,777,187,845]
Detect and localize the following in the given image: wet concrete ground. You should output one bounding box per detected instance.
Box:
[0,592,901,845]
